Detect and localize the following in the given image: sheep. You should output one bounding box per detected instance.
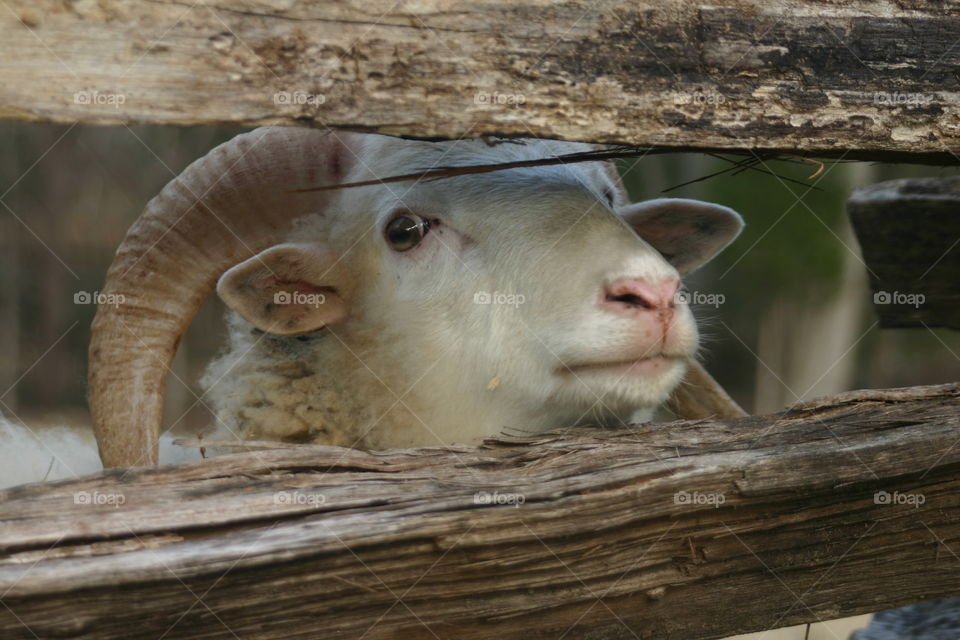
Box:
[85,127,743,468]
[0,417,200,488]
[0,419,104,486]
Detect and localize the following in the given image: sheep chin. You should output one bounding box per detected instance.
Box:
[550,356,690,423]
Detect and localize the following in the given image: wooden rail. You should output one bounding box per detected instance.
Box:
[1,383,958,639]
[1,1,960,162]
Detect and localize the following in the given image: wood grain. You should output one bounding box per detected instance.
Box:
[1,1,960,161]
[0,383,958,639]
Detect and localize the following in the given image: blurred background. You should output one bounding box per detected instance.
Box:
[0,122,958,435]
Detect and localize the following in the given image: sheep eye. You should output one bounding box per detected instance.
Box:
[385,213,429,252]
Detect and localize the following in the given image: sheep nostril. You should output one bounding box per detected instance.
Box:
[602,277,680,315]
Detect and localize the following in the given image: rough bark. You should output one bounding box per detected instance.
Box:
[0,383,958,640]
[2,1,960,161]
[848,178,960,329]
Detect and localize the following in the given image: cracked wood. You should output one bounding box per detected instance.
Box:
[0,383,958,639]
[1,1,959,161]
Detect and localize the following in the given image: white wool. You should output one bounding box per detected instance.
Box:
[0,418,202,490]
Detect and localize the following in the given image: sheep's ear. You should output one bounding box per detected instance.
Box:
[618,198,744,274]
[217,243,348,336]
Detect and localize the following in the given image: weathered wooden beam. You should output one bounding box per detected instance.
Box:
[2,1,960,162]
[0,383,958,640]
[848,178,960,329]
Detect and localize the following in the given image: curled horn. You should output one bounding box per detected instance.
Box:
[89,127,356,468]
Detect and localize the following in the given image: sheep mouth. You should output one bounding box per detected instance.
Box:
[558,355,683,375]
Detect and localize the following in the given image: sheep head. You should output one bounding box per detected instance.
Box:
[89,128,742,467]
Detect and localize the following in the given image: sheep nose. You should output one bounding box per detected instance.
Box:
[601,277,679,316]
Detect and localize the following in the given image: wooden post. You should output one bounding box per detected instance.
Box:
[848,178,960,329]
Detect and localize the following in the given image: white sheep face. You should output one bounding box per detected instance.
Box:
[207,136,742,449]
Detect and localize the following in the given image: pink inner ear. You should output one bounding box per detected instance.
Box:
[256,274,336,297]
[217,243,350,335]
[638,222,697,243]
[263,281,349,334]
